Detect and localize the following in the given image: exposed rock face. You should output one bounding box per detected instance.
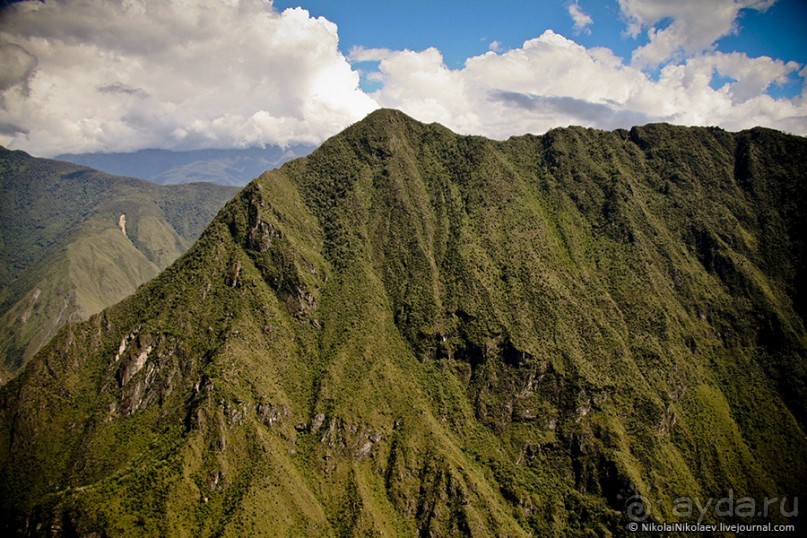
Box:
[0,110,805,536]
[118,214,127,238]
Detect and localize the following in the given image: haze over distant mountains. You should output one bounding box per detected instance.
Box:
[0,147,238,384]
[57,145,315,187]
[2,110,804,535]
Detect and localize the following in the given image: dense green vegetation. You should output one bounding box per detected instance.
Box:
[0,147,238,382]
[0,110,805,536]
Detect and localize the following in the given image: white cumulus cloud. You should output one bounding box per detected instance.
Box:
[1,0,804,157]
[618,0,776,67]
[0,0,378,156]
[568,2,594,35]
[348,46,397,63]
[366,30,807,138]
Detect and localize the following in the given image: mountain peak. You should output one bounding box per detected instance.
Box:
[1,118,805,535]
[339,108,430,144]
[361,107,419,126]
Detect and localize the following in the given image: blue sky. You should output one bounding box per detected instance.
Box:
[271,0,805,64]
[275,0,592,69]
[1,0,805,156]
[274,0,806,95]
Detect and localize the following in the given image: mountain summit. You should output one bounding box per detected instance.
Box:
[1,109,805,535]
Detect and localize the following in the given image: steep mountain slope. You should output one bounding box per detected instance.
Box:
[57,145,315,186]
[0,147,239,382]
[0,110,805,536]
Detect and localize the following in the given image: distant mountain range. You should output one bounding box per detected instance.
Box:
[0,147,238,383]
[2,110,804,535]
[57,145,315,186]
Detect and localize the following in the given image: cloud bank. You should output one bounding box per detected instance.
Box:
[357,0,805,141]
[1,0,805,157]
[361,29,805,140]
[0,0,376,156]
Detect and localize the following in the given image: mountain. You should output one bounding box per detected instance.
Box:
[57,145,315,186]
[0,147,239,383]
[1,109,805,536]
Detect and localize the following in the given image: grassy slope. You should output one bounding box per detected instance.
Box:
[0,148,238,382]
[0,111,804,536]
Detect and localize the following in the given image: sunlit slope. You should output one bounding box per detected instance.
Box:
[0,110,804,536]
[0,147,238,381]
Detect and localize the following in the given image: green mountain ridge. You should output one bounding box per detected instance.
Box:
[0,147,239,383]
[0,110,805,536]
